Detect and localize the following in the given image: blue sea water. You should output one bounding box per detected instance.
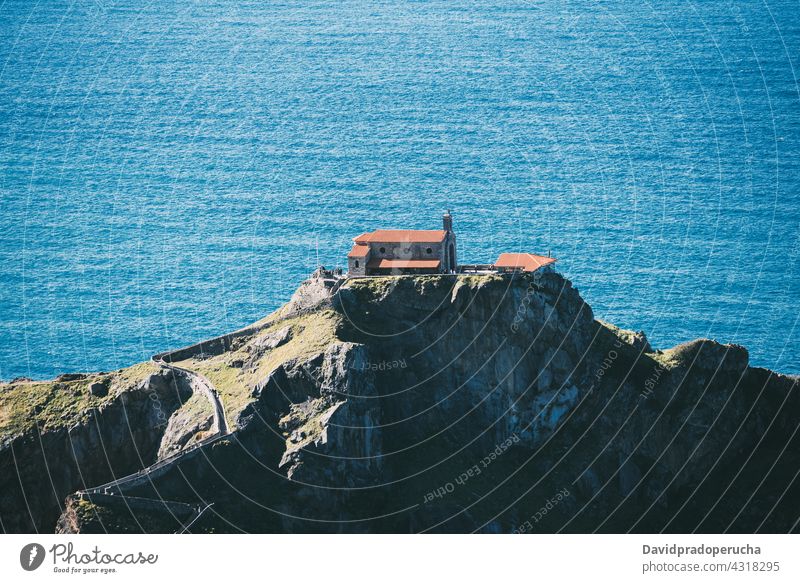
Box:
[0,0,798,379]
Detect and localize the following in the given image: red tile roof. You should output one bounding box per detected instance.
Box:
[347,244,370,258]
[354,229,447,244]
[366,258,441,270]
[494,253,556,272]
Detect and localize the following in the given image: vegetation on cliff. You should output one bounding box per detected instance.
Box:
[0,362,157,445]
[2,272,797,534]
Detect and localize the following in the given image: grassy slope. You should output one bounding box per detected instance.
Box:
[0,274,708,449]
[0,362,158,445]
[0,306,343,448]
[172,309,343,427]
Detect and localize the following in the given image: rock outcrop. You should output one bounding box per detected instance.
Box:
[2,271,797,533]
[0,365,191,532]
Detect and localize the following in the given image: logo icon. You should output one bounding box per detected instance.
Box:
[20,543,46,571]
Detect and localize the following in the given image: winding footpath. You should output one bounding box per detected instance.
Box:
[71,274,346,532]
[150,353,229,435]
[74,347,235,532]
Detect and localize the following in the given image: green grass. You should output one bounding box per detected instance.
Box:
[0,305,345,446]
[449,273,503,296]
[341,276,397,298]
[1,274,507,444]
[650,338,719,369]
[456,273,504,286]
[343,273,503,303]
[597,320,649,349]
[278,398,339,452]
[68,496,188,534]
[0,362,158,443]
[173,309,344,427]
[72,498,107,527]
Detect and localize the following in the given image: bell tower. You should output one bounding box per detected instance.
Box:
[442,210,456,272]
[443,209,453,232]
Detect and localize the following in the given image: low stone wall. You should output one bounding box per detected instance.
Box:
[82,433,235,496]
[77,492,198,518]
[65,270,346,531]
[152,328,253,363]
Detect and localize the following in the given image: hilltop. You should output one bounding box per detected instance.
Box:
[1,271,797,533]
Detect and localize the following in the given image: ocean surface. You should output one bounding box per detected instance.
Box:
[1,0,798,379]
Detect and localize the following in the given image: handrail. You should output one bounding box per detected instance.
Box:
[175,503,214,534]
[70,273,347,531]
[81,432,233,494]
[151,355,228,434]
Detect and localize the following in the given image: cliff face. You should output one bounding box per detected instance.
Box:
[0,365,191,533]
[229,273,798,533]
[3,272,798,533]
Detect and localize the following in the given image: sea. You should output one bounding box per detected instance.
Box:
[1,0,798,379]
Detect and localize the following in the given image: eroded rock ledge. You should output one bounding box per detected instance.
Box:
[2,271,797,533]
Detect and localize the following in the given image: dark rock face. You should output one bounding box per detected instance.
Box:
[5,272,799,533]
[0,371,189,533]
[88,380,109,397]
[253,273,798,533]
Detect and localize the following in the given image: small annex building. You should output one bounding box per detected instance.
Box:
[493,252,557,274]
[348,211,458,276]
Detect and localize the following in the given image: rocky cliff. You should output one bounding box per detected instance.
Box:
[0,364,192,532]
[2,271,798,533]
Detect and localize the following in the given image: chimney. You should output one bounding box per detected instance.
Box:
[443,209,453,232]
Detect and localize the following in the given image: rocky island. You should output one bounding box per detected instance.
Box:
[1,270,797,533]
